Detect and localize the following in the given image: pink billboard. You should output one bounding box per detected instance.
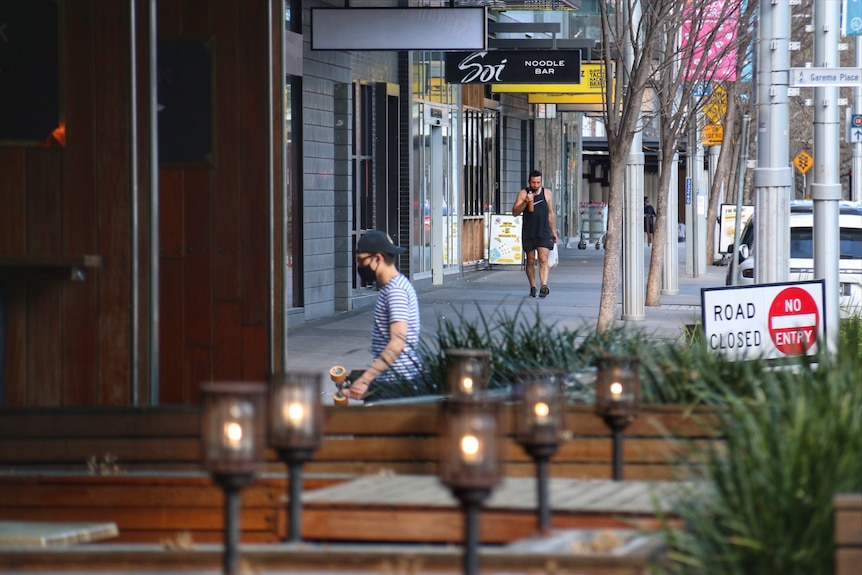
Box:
[681,0,739,83]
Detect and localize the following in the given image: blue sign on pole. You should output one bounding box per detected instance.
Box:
[844,0,862,36]
[685,178,692,205]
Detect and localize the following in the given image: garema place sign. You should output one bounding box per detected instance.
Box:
[444,50,582,84]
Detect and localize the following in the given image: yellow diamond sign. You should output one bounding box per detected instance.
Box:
[794,150,813,174]
[703,85,727,124]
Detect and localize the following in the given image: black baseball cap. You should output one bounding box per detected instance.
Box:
[356,230,407,256]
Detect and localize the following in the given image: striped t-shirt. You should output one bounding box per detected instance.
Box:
[371,273,421,383]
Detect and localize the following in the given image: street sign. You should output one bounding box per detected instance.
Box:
[701,280,826,361]
[794,150,813,174]
[693,82,712,97]
[702,124,724,146]
[444,50,582,84]
[843,0,862,35]
[790,67,862,87]
[702,85,727,123]
[768,286,820,355]
[492,64,609,93]
[849,113,862,143]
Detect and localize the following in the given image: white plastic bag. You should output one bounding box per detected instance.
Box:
[549,244,560,268]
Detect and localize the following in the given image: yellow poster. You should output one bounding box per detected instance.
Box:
[489,215,523,265]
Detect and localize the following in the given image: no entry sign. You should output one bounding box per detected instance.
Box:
[768,286,820,355]
[701,280,826,361]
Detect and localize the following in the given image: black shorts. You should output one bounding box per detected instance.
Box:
[523,238,555,253]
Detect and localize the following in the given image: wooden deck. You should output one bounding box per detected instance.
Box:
[301,475,689,543]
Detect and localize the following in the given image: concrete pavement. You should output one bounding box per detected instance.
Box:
[286,244,727,391]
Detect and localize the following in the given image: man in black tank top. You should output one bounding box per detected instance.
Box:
[512,169,558,298]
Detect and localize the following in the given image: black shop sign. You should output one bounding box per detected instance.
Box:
[444,50,582,84]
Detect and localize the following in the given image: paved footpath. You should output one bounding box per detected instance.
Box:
[286,244,727,391]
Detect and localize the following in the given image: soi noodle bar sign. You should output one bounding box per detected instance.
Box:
[444,50,582,84]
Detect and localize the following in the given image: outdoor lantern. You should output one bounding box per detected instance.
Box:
[269,371,323,542]
[438,396,503,575]
[594,356,641,480]
[444,348,491,398]
[513,371,567,534]
[200,381,268,575]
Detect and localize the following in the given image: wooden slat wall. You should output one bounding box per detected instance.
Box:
[0,0,281,406]
[461,217,486,263]
[0,404,720,544]
[0,404,722,476]
[835,493,862,575]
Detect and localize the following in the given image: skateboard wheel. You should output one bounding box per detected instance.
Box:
[333,392,349,406]
[330,365,347,384]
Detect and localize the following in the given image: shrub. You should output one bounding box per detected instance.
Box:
[659,354,862,574]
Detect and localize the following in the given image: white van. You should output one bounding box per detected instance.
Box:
[727,201,862,317]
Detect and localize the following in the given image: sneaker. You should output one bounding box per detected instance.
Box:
[539,285,550,298]
[529,286,537,298]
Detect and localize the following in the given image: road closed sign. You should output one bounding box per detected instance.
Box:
[701,280,826,361]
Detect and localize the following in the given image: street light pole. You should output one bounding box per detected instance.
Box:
[754,0,792,286]
[855,35,862,202]
[811,0,842,354]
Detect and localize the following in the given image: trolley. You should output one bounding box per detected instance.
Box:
[577,202,608,250]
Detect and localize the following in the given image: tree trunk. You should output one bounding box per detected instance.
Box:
[705,90,740,265]
[645,152,676,306]
[597,159,629,332]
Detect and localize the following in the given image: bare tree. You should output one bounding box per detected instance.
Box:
[596,0,753,328]
[595,0,666,331]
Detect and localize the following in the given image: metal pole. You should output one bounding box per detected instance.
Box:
[464,501,481,575]
[708,144,721,264]
[148,0,160,405]
[129,0,140,405]
[287,461,303,542]
[612,426,624,481]
[811,0,842,354]
[622,0,645,321]
[281,0,289,372]
[535,456,550,533]
[224,486,241,575]
[267,0,276,374]
[730,115,751,286]
[754,0,792,287]
[854,36,862,202]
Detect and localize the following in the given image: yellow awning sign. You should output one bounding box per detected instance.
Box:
[492,64,611,94]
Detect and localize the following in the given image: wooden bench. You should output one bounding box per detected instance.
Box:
[835,493,862,575]
[0,404,722,544]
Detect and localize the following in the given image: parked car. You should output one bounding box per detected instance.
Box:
[726,201,862,317]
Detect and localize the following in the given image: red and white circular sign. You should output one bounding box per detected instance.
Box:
[768,287,820,355]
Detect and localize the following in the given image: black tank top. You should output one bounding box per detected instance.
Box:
[522,188,552,240]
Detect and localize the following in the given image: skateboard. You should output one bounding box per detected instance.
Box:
[329,366,365,405]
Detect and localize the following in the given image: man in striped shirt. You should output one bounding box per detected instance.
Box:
[347,230,422,401]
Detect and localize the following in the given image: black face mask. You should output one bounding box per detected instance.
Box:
[357,259,377,284]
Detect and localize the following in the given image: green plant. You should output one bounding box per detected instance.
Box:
[658,357,862,575]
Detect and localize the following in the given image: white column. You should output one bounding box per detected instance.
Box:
[662,151,680,295]
[754,0,792,286]
[621,0,645,321]
[811,0,842,353]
